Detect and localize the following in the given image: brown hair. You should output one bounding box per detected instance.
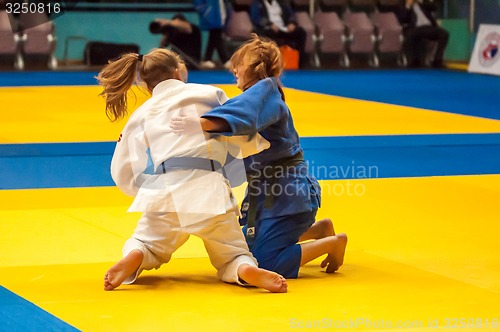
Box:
[230,34,286,100]
[97,48,185,122]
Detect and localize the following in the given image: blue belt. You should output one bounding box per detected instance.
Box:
[155,157,225,176]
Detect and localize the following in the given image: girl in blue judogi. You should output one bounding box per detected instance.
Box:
[171,35,348,278]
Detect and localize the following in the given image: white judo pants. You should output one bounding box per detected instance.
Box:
[122,208,257,285]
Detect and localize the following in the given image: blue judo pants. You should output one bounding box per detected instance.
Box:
[242,209,317,278]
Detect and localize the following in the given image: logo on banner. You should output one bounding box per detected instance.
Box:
[478,32,500,67]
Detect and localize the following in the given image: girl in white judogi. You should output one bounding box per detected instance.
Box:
[97,48,287,293]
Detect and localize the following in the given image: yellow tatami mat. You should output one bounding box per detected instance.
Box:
[1,80,499,331]
[1,176,499,331]
[1,85,500,144]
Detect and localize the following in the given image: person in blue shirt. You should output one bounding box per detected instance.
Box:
[193,0,231,69]
[170,34,347,278]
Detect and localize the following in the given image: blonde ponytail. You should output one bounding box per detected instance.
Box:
[97,48,184,122]
[97,53,140,122]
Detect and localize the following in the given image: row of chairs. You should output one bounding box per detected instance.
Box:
[225,0,409,68]
[0,10,57,70]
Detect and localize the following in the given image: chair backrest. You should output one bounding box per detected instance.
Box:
[294,11,315,53]
[371,11,401,30]
[0,10,18,54]
[18,12,55,54]
[371,11,402,52]
[343,11,373,30]
[315,11,344,31]
[225,10,253,40]
[314,10,346,53]
[0,9,15,31]
[18,12,51,30]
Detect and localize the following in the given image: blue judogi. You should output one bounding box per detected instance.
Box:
[202,77,321,278]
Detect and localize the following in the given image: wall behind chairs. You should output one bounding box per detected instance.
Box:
[51,3,199,63]
[442,0,500,61]
[440,19,470,62]
[446,0,500,31]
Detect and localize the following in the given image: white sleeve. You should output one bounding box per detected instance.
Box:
[216,88,229,105]
[110,122,151,197]
[225,134,271,158]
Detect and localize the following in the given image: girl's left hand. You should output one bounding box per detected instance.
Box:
[169,112,202,134]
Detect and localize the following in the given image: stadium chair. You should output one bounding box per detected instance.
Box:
[18,12,57,69]
[371,10,406,66]
[343,0,378,67]
[291,0,320,67]
[0,9,25,70]
[224,0,254,53]
[314,0,350,67]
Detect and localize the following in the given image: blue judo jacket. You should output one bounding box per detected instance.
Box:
[202,78,321,221]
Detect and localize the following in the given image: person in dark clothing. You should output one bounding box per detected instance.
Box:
[150,14,202,69]
[397,0,449,68]
[250,0,307,68]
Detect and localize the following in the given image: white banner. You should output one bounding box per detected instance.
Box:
[468,24,500,76]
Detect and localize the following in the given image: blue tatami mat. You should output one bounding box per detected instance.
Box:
[2,134,500,189]
[2,70,499,120]
[0,286,79,332]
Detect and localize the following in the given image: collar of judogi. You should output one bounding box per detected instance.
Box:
[152,79,185,96]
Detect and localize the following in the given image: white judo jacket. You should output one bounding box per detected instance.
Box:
[110,79,269,226]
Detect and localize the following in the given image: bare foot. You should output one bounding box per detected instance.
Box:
[320,233,348,273]
[238,264,288,293]
[299,218,335,242]
[104,249,144,291]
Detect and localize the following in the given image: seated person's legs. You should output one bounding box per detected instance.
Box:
[284,27,307,68]
[405,26,449,68]
[261,28,308,68]
[403,28,424,67]
[429,27,449,67]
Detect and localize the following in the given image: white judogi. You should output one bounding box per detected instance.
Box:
[111,79,269,284]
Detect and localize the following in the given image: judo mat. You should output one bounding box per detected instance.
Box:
[0,70,499,331]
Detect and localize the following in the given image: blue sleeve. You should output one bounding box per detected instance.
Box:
[193,0,206,11]
[201,77,288,136]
